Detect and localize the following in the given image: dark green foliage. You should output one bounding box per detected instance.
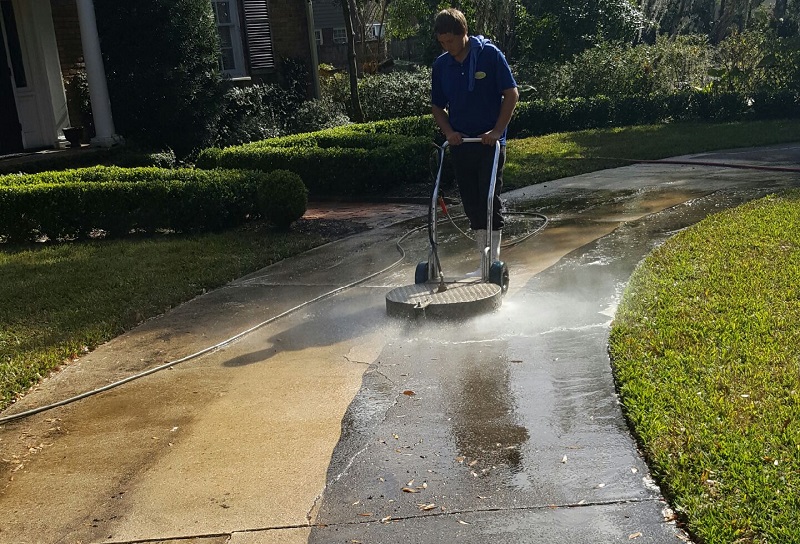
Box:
[94,0,224,157]
[321,68,432,122]
[197,122,435,197]
[507,90,799,138]
[354,69,432,121]
[213,84,293,147]
[0,167,308,243]
[256,170,308,229]
[0,147,178,176]
[286,98,351,134]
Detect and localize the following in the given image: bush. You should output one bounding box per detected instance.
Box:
[286,97,351,134]
[321,67,433,122]
[256,170,308,229]
[507,90,780,138]
[94,0,224,157]
[0,146,180,176]
[0,167,307,243]
[197,123,434,197]
[356,68,432,121]
[213,84,293,147]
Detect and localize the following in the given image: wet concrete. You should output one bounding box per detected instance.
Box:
[0,144,798,543]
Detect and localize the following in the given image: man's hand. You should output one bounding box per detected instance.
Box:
[445,131,464,146]
[481,129,502,146]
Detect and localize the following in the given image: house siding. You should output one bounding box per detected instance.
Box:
[313,0,343,30]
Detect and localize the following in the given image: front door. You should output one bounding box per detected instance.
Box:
[0,2,22,154]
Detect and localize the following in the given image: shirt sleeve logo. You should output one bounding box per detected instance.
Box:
[474,71,486,80]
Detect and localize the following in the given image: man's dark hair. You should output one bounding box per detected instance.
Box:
[434,8,468,36]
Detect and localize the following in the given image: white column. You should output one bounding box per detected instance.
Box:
[74,0,123,147]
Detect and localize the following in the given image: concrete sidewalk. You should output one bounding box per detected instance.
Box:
[1,144,798,544]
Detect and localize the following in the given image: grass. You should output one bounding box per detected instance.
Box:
[504,119,800,190]
[609,192,800,543]
[0,223,333,409]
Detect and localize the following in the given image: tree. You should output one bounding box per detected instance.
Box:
[339,0,365,121]
[94,0,223,156]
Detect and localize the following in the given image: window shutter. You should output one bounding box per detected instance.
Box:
[242,0,275,70]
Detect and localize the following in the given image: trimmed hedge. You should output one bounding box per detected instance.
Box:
[197,122,438,197]
[194,89,799,199]
[508,90,800,138]
[0,167,307,243]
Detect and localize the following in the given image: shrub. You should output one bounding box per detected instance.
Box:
[213,84,291,147]
[356,68,432,121]
[94,0,224,157]
[286,97,351,134]
[256,170,308,229]
[321,67,433,122]
[0,167,307,243]
[196,124,433,197]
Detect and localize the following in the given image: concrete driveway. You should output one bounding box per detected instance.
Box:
[1,144,798,544]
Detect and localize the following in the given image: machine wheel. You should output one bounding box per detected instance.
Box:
[415,261,429,284]
[489,261,509,294]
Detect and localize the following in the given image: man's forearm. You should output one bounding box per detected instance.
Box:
[432,105,454,136]
[492,87,519,135]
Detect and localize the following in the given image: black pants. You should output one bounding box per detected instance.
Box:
[450,143,505,231]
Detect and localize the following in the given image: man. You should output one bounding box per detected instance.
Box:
[431,8,519,277]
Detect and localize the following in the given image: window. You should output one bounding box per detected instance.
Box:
[332,27,347,44]
[314,29,322,46]
[367,23,384,41]
[211,0,246,77]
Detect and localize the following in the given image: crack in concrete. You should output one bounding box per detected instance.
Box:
[315,496,669,528]
[101,497,671,543]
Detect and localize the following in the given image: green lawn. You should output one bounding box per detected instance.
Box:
[609,192,800,543]
[505,119,800,190]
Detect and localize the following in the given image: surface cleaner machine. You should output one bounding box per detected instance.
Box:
[386,139,509,319]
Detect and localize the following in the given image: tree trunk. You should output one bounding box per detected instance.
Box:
[341,0,364,122]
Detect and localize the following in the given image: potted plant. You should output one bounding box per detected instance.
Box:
[62,126,84,148]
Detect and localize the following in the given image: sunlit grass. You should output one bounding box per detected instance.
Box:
[0,224,329,409]
[609,191,800,543]
[505,119,800,189]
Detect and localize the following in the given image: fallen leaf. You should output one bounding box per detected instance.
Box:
[393,434,399,440]
[468,460,478,467]
[402,487,419,493]
[380,516,392,523]
[458,520,470,525]
[418,503,437,511]
[403,390,416,396]
[407,479,415,486]
[561,455,568,463]
[358,512,373,517]
[455,456,465,463]
[629,533,642,540]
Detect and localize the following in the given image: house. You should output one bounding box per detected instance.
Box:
[312,0,386,69]
[0,0,316,156]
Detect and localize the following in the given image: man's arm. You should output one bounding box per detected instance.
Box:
[432,104,463,146]
[481,86,519,145]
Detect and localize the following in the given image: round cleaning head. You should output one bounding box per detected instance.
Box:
[386,281,502,319]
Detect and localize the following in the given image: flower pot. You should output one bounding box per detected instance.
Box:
[63,126,84,148]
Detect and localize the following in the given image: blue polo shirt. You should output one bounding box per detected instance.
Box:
[431,35,517,145]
